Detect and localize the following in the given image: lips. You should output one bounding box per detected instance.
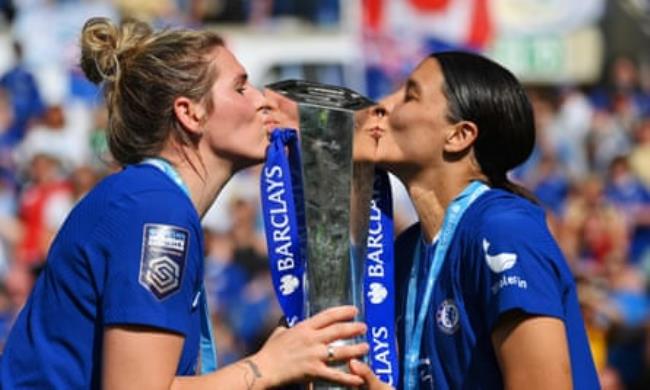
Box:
[368,126,385,140]
[263,120,280,135]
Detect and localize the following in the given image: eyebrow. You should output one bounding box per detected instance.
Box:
[234,73,248,86]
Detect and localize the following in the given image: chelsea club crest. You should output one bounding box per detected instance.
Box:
[436,299,460,335]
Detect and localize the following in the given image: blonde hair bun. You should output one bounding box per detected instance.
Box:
[80,17,152,85]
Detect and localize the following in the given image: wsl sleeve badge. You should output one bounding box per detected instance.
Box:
[138,224,190,300]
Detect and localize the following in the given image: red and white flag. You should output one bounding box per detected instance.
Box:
[363,0,493,50]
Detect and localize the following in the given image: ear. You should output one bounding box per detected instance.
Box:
[173,96,206,136]
[444,121,478,153]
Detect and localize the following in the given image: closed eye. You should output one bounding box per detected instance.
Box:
[234,73,249,95]
[404,79,419,102]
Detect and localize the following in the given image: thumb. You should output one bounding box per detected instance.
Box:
[266,326,287,342]
[349,359,387,389]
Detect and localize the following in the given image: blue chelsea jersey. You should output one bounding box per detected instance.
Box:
[395,188,599,389]
[1,165,204,389]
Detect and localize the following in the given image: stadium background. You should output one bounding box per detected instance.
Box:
[0,0,649,388]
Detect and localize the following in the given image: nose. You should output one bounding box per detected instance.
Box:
[250,84,268,113]
[372,105,388,118]
[257,101,271,116]
[381,88,402,113]
[259,88,285,115]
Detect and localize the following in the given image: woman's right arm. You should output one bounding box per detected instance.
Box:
[491,311,572,390]
[103,306,368,389]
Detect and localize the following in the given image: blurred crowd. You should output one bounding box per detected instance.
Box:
[511,56,650,389]
[0,1,649,389]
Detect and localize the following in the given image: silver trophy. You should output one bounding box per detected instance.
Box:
[266,80,376,390]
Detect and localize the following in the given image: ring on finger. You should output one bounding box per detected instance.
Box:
[326,344,335,362]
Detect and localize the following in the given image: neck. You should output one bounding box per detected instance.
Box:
[403,162,486,243]
[159,147,235,218]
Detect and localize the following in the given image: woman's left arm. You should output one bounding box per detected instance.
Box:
[491,311,572,390]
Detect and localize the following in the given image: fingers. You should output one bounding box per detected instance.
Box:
[315,366,365,388]
[349,359,373,380]
[324,342,369,362]
[304,306,358,329]
[317,322,367,344]
[349,360,393,389]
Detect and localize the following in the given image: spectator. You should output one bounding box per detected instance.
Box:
[554,87,594,179]
[528,153,571,217]
[587,109,631,175]
[604,156,650,264]
[230,196,268,278]
[591,56,650,122]
[603,250,649,388]
[560,175,628,270]
[0,167,21,278]
[0,41,44,146]
[630,116,650,188]
[15,153,72,265]
[0,88,17,173]
[14,103,92,170]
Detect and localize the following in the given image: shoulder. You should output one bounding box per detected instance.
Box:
[85,166,200,238]
[463,189,548,238]
[103,165,193,209]
[458,188,564,273]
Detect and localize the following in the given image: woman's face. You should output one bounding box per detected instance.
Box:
[261,88,300,133]
[353,91,401,163]
[378,58,454,175]
[201,47,268,169]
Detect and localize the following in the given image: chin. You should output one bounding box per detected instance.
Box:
[233,154,265,171]
[376,159,410,178]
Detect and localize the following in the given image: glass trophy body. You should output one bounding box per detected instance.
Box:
[266,80,376,390]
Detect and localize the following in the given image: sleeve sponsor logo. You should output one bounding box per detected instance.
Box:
[483,238,529,295]
[139,224,189,299]
[491,274,528,295]
[483,239,517,273]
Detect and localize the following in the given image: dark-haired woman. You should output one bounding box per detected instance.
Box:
[351,52,599,389]
[0,18,368,389]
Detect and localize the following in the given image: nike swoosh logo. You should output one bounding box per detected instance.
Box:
[483,239,517,273]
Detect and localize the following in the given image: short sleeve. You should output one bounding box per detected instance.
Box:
[465,207,566,332]
[97,189,201,336]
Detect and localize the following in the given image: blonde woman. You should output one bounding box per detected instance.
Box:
[0,18,367,389]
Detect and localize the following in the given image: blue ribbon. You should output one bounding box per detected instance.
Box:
[363,169,399,386]
[260,130,399,384]
[260,129,307,326]
[403,181,489,389]
[141,158,218,374]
